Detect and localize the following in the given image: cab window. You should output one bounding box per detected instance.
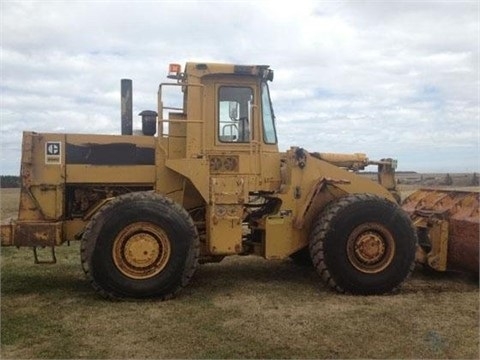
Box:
[218,86,253,143]
[261,82,277,144]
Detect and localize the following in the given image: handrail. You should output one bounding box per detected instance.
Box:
[158,82,205,156]
[162,119,204,124]
[163,106,183,111]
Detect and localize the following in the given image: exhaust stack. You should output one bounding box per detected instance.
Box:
[121,79,133,135]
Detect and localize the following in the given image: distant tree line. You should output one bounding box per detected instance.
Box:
[441,173,479,186]
[1,176,20,188]
[472,173,479,186]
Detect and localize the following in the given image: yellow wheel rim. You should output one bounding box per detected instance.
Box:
[346,223,395,274]
[112,222,171,279]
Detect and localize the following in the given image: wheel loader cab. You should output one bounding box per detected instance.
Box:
[215,81,277,146]
[206,77,278,152]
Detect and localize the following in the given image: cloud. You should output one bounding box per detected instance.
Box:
[1,0,478,174]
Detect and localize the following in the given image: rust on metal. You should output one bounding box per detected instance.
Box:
[403,188,479,274]
[346,222,395,274]
[4,221,63,247]
[1,219,14,246]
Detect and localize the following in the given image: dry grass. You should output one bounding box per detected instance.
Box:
[0,188,20,219]
[1,188,479,359]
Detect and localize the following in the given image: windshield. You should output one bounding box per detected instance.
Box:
[261,82,277,144]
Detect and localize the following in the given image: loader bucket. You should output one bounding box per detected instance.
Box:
[402,188,479,274]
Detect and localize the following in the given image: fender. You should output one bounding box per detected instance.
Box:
[293,177,350,229]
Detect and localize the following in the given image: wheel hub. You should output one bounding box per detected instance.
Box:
[354,231,386,264]
[347,223,395,274]
[124,233,160,268]
[112,222,171,279]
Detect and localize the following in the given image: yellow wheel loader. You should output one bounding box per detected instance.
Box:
[1,61,470,300]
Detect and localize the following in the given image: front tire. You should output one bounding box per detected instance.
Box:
[81,192,199,300]
[290,247,313,267]
[309,194,417,295]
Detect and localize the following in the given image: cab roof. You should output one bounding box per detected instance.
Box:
[168,62,274,81]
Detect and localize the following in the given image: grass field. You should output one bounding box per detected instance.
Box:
[1,188,479,359]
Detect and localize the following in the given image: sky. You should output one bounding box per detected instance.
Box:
[1,0,479,174]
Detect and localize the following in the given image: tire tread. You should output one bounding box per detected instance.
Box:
[80,191,200,300]
[309,193,416,295]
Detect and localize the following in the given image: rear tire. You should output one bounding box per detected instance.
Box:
[309,194,416,295]
[81,192,199,300]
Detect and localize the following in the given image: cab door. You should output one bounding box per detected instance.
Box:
[203,76,260,255]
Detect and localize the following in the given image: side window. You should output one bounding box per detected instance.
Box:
[218,86,253,143]
[261,82,277,144]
